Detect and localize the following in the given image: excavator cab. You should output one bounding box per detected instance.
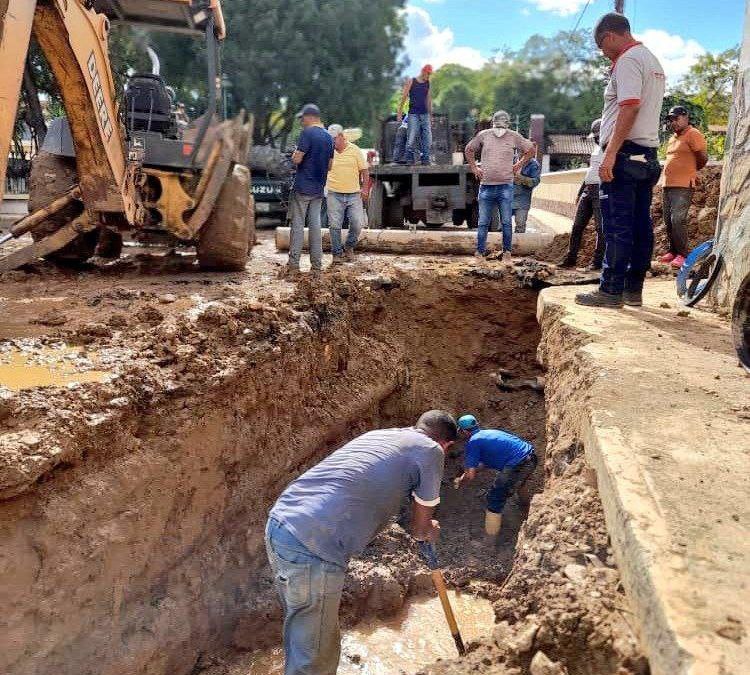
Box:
[124,73,179,138]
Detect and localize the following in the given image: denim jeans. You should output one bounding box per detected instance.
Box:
[663,186,693,257]
[565,184,605,268]
[406,113,432,165]
[599,143,662,296]
[486,452,538,513]
[266,518,347,675]
[327,192,365,255]
[288,191,323,270]
[478,183,514,253]
[513,208,529,233]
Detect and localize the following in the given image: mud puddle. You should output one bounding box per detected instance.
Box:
[234,591,494,674]
[0,346,110,390]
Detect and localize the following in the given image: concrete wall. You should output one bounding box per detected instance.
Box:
[710,0,750,310]
[531,168,586,219]
[0,194,27,229]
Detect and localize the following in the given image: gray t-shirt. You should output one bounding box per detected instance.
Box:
[269,427,444,566]
[466,129,534,185]
[599,43,665,149]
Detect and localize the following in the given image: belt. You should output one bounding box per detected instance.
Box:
[601,140,657,159]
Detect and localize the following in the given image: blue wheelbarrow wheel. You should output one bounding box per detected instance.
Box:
[676,239,723,307]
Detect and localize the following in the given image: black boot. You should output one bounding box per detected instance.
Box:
[575,289,623,308]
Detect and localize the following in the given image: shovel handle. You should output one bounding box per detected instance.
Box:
[432,570,466,656]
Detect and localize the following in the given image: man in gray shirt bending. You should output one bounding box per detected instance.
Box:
[266,410,458,674]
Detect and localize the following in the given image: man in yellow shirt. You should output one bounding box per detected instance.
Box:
[326,125,369,262]
[659,105,708,269]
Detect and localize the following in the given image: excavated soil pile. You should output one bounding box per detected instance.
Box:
[0,245,642,675]
[538,164,722,266]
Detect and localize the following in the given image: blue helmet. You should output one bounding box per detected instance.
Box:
[457,414,479,431]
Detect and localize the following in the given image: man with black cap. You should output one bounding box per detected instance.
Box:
[576,12,665,309]
[287,103,334,276]
[560,118,606,270]
[659,105,708,269]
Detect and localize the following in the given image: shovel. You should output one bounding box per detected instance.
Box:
[418,541,466,656]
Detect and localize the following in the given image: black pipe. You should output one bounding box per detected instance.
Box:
[190,14,218,166]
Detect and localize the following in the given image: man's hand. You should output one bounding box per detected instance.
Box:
[472,165,483,181]
[512,161,524,176]
[360,188,369,202]
[599,152,616,183]
[424,519,441,543]
[397,113,403,124]
[453,474,465,489]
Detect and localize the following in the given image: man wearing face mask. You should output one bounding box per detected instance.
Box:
[465,110,536,263]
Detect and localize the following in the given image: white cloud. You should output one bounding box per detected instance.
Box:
[636,29,706,84]
[525,0,593,16]
[402,6,486,71]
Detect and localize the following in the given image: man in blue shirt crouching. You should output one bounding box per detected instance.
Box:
[453,414,538,544]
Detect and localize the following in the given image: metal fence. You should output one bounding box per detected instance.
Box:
[5,155,31,195]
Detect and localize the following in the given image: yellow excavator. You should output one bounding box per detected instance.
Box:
[0,0,254,271]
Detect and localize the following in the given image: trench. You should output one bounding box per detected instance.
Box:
[0,268,640,675]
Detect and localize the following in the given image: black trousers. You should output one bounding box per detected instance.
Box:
[564,183,605,268]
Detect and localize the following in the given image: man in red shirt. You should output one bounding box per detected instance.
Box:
[658,105,708,269]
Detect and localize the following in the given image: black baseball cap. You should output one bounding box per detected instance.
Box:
[666,105,689,120]
[296,103,321,118]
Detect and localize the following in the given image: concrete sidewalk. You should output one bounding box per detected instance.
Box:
[538,281,749,675]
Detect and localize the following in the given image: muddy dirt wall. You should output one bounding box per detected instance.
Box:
[1,270,542,675]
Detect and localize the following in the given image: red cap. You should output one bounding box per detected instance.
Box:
[422,64,434,74]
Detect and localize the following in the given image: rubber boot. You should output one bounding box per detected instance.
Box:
[484,510,503,547]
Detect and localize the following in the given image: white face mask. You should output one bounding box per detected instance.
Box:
[492,128,508,139]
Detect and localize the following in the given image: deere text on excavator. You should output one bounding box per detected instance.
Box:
[0,0,254,272]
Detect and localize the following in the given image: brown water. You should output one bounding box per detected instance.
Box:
[0,349,110,391]
[241,591,494,674]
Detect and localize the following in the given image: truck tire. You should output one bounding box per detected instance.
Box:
[367,180,384,228]
[197,164,251,271]
[452,209,466,226]
[408,209,427,226]
[384,198,405,228]
[29,151,99,265]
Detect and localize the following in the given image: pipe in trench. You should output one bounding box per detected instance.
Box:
[274,227,554,256]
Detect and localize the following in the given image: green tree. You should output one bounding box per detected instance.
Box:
[678,46,740,125]
[218,0,406,146]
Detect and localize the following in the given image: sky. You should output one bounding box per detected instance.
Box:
[403,0,746,84]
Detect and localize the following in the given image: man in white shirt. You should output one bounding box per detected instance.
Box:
[576,12,665,309]
[560,118,605,270]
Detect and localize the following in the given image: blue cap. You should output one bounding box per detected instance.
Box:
[296,103,321,118]
[457,414,479,430]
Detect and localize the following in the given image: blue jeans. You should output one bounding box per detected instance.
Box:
[288,191,323,270]
[599,143,662,295]
[478,184,514,253]
[487,452,538,513]
[266,518,347,675]
[327,192,365,255]
[406,113,432,165]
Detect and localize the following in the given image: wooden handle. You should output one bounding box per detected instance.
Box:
[431,570,466,655]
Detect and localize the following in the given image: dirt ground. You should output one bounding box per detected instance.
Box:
[0,234,643,675]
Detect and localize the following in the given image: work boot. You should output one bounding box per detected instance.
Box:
[502,250,513,265]
[575,289,624,308]
[623,290,643,307]
[281,265,300,280]
[586,262,603,272]
[558,257,576,269]
[343,247,355,262]
[483,510,503,548]
[310,267,323,277]
[330,254,344,267]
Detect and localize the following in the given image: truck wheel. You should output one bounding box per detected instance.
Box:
[384,199,405,228]
[452,209,466,226]
[29,151,99,265]
[197,164,251,271]
[409,209,427,226]
[467,203,478,229]
[367,180,384,228]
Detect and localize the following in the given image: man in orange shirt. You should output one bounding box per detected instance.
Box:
[659,105,708,268]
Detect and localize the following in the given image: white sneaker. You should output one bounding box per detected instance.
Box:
[502,250,513,264]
